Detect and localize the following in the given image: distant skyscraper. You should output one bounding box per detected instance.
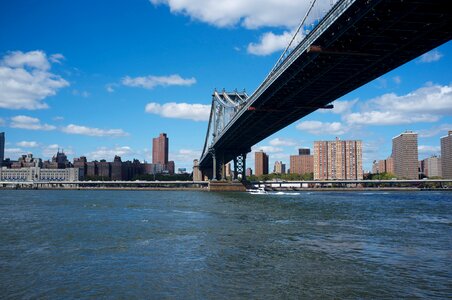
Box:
[273,161,286,174]
[441,131,452,179]
[392,131,418,179]
[246,168,253,177]
[0,132,4,166]
[314,138,363,180]
[255,151,269,176]
[152,133,169,166]
[290,148,313,175]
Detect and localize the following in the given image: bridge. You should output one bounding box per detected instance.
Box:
[198,0,452,181]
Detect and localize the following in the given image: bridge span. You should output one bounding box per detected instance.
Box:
[199,0,452,180]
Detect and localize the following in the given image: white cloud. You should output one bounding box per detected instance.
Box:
[16,141,39,148]
[61,124,129,137]
[171,149,202,166]
[330,99,357,114]
[269,137,296,147]
[122,74,196,89]
[0,118,5,126]
[49,53,65,64]
[393,76,401,84]
[3,50,51,70]
[296,120,348,135]
[86,146,135,161]
[0,50,69,110]
[247,31,293,56]
[42,144,74,159]
[344,84,452,125]
[105,83,118,93]
[53,116,64,121]
[252,145,283,153]
[418,145,441,157]
[72,89,90,98]
[4,148,27,159]
[345,111,439,125]
[418,124,452,138]
[150,0,334,29]
[10,115,56,131]
[145,102,210,121]
[419,50,443,63]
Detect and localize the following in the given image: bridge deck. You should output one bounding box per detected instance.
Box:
[200,0,452,168]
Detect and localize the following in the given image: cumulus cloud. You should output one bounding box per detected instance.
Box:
[247,31,293,56]
[344,84,452,125]
[122,74,196,89]
[252,145,284,153]
[10,115,56,131]
[171,149,202,166]
[418,124,452,138]
[145,102,210,121]
[4,148,27,159]
[419,50,443,63]
[86,146,135,161]
[16,141,39,148]
[42,144,74,158]
[418,145,441,157]
[61,124,129,137]
[296,120,348,135]
[150,0,334,29]
[269,137,296,147]
[0,50,69,110]
[49,53,65,64]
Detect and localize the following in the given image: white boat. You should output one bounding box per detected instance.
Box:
[247,187,267,194]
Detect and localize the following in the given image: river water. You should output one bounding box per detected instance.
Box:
[0,190,451,299]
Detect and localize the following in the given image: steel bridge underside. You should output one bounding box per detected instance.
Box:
[200,0,452,169]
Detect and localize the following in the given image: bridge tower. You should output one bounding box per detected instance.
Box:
[198,90,250,181]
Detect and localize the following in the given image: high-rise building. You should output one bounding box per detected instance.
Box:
[421,156,442,178]
[246,168,253,177]
[273,161,286,174]
[111,156,123,181]
[314,138,363,180]
[152,133,168,166]
[255,150,269,176]
[441,131,452,179]
[290,148,314,175]
[0,132,4,166]
[373,157,394,174]
[392,131,418,179]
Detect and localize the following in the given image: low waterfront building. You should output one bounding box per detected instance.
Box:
[0,167,79,181]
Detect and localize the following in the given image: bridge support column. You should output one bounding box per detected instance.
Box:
[212,152,217,181]
[233,153,247,181]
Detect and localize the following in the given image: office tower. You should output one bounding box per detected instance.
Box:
[273,161,286,174]
[0,132,4,166]
[255,150,269,176]
[314,138,363,180]
[421,156,442,178]
[392,131,418,179]
[441,131,452,179]
[152,133,168,165]
[290,148,314,175]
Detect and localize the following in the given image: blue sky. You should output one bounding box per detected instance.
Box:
[1,0,451,172]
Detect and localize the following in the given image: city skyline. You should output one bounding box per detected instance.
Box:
[1,1,451,171]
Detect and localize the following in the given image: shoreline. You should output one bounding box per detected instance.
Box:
[0,187,450,192]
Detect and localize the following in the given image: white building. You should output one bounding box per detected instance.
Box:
[0,167,79,181]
